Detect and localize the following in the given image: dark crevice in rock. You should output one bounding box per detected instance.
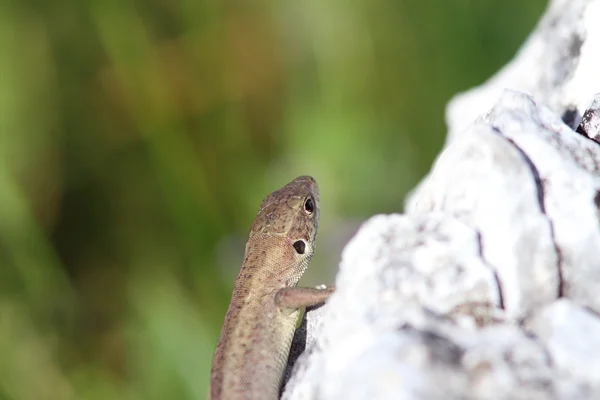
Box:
[562,107,582,129]
[475,230,504,310]
[398,324,465,366]
[282,310,309,393]
[491,126,565,298]
[282,302,327,396]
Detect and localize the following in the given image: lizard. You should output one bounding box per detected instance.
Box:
[209,175,334,400]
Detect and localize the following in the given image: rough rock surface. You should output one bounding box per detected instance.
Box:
[283,0,600,399]
[577,93,600,142]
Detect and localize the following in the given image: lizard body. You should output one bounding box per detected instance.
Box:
[209,176,333,400]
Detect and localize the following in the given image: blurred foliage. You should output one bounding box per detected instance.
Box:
[0,0,546,398]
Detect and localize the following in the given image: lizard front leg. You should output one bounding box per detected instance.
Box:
[275,286,335,315]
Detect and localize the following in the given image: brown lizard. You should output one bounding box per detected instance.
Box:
[210,175,334,400]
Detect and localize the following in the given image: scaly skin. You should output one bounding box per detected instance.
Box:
[209,176,333,400]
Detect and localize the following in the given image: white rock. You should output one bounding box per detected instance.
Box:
[283,0,600,398]
[407,101,560,319]
[528,299,600,398]
[461,325,554,400]
[481,93,600,312]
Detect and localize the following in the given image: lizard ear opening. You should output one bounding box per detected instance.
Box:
[293,240,306,254]
[303,197,315,214]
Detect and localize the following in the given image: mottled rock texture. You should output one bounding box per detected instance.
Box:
[283,0,600,398]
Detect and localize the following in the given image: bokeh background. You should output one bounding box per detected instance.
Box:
[1,1,547,399]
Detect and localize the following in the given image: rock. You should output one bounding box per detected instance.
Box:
[408,96,560,319]
[576,93,600,142]
[480,93,600,312]
[283,0,600,398]
[527,299,600,398]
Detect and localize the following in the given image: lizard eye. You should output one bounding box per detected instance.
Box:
[304,197,315,214]
[293,240,306,254]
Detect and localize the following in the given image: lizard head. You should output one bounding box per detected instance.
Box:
[249,175,320,256]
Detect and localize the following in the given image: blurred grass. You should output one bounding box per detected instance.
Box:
[0,0,546,398]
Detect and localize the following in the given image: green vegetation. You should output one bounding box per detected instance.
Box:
[0,1,545,398]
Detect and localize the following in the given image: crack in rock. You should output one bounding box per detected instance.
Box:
[491,126,565,299]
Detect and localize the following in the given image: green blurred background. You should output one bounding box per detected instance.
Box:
[1,0,546,399]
